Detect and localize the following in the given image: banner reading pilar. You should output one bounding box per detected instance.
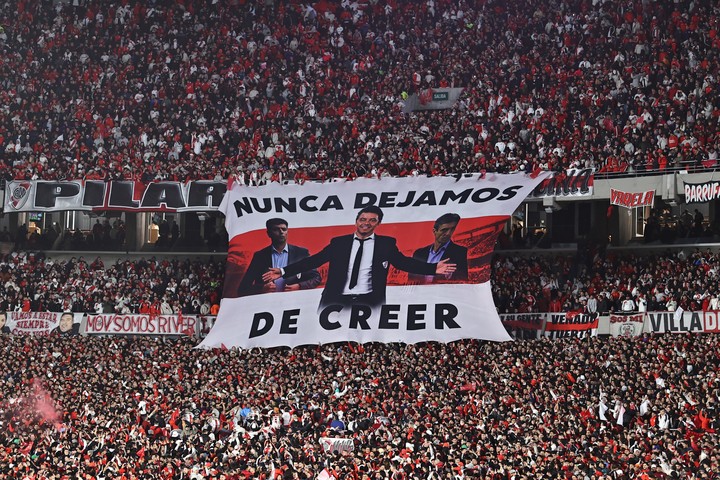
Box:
[201,173,550,349]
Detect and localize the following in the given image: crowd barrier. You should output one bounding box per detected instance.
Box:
[3,310,717,342]
[2,311,217,339]
[501,310,720,339]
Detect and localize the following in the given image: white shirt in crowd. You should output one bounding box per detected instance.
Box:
[637,296,647,312]
[621,298,636,312]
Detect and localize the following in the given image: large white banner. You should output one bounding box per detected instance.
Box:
[201,174,549,349]
[84,314,197,335]
[2,311,84,336]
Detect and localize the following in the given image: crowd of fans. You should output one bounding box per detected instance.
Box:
[492,247,720,315]
[1,0,719,184]
[0,334,717,479]
[3,0,720,478]
[0,253,224,316]
[1,246,719,318]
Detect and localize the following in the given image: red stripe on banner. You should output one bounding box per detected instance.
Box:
[228,216,508,256]
[223,216,508,298]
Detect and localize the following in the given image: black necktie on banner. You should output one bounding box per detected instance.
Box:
[349,238,367,290]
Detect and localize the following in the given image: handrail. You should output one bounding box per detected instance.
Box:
[593,165,720,180]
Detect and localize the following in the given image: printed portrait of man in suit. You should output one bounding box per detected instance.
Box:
[263,206,456,308]
[237,218,321,296]
[409,213,468,284]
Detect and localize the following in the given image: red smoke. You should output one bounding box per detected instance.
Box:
[32,379,61,425]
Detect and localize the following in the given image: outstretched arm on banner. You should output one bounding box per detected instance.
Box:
[262,258,456,283]
[435,259,457,275]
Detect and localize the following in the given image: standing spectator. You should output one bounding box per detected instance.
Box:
[14,224,27,251]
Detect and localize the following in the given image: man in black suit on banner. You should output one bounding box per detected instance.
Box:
[263,206,456,307]
[410,213,468,284]
[238,218,321,296]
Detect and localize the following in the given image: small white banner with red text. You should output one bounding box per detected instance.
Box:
[84,314,197,336]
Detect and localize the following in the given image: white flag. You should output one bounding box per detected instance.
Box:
[673,306,684,324]
[640,398,651,416]
[616,404,626,426]
[599,401,608,421]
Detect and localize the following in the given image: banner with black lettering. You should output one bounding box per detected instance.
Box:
[543,312,599,339]
[201,173,550,349]
[500,313,546,339]
[3,180,226,212]
[2,311,83,336]
[84,314,197,336]
[609,313,645,337]
[683,181,720,204]
[610,189,655,209]
[530,169,594,198]
[644,310,720,333]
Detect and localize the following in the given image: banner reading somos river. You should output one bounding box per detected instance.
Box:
[201,174,550,349]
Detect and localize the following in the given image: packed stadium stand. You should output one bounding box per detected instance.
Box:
[1,0,720,478]
[0,253,224,315]
[0,248,716,318]
[0,335,718,479]
[492,248,720,315]
[1,0,718,182]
